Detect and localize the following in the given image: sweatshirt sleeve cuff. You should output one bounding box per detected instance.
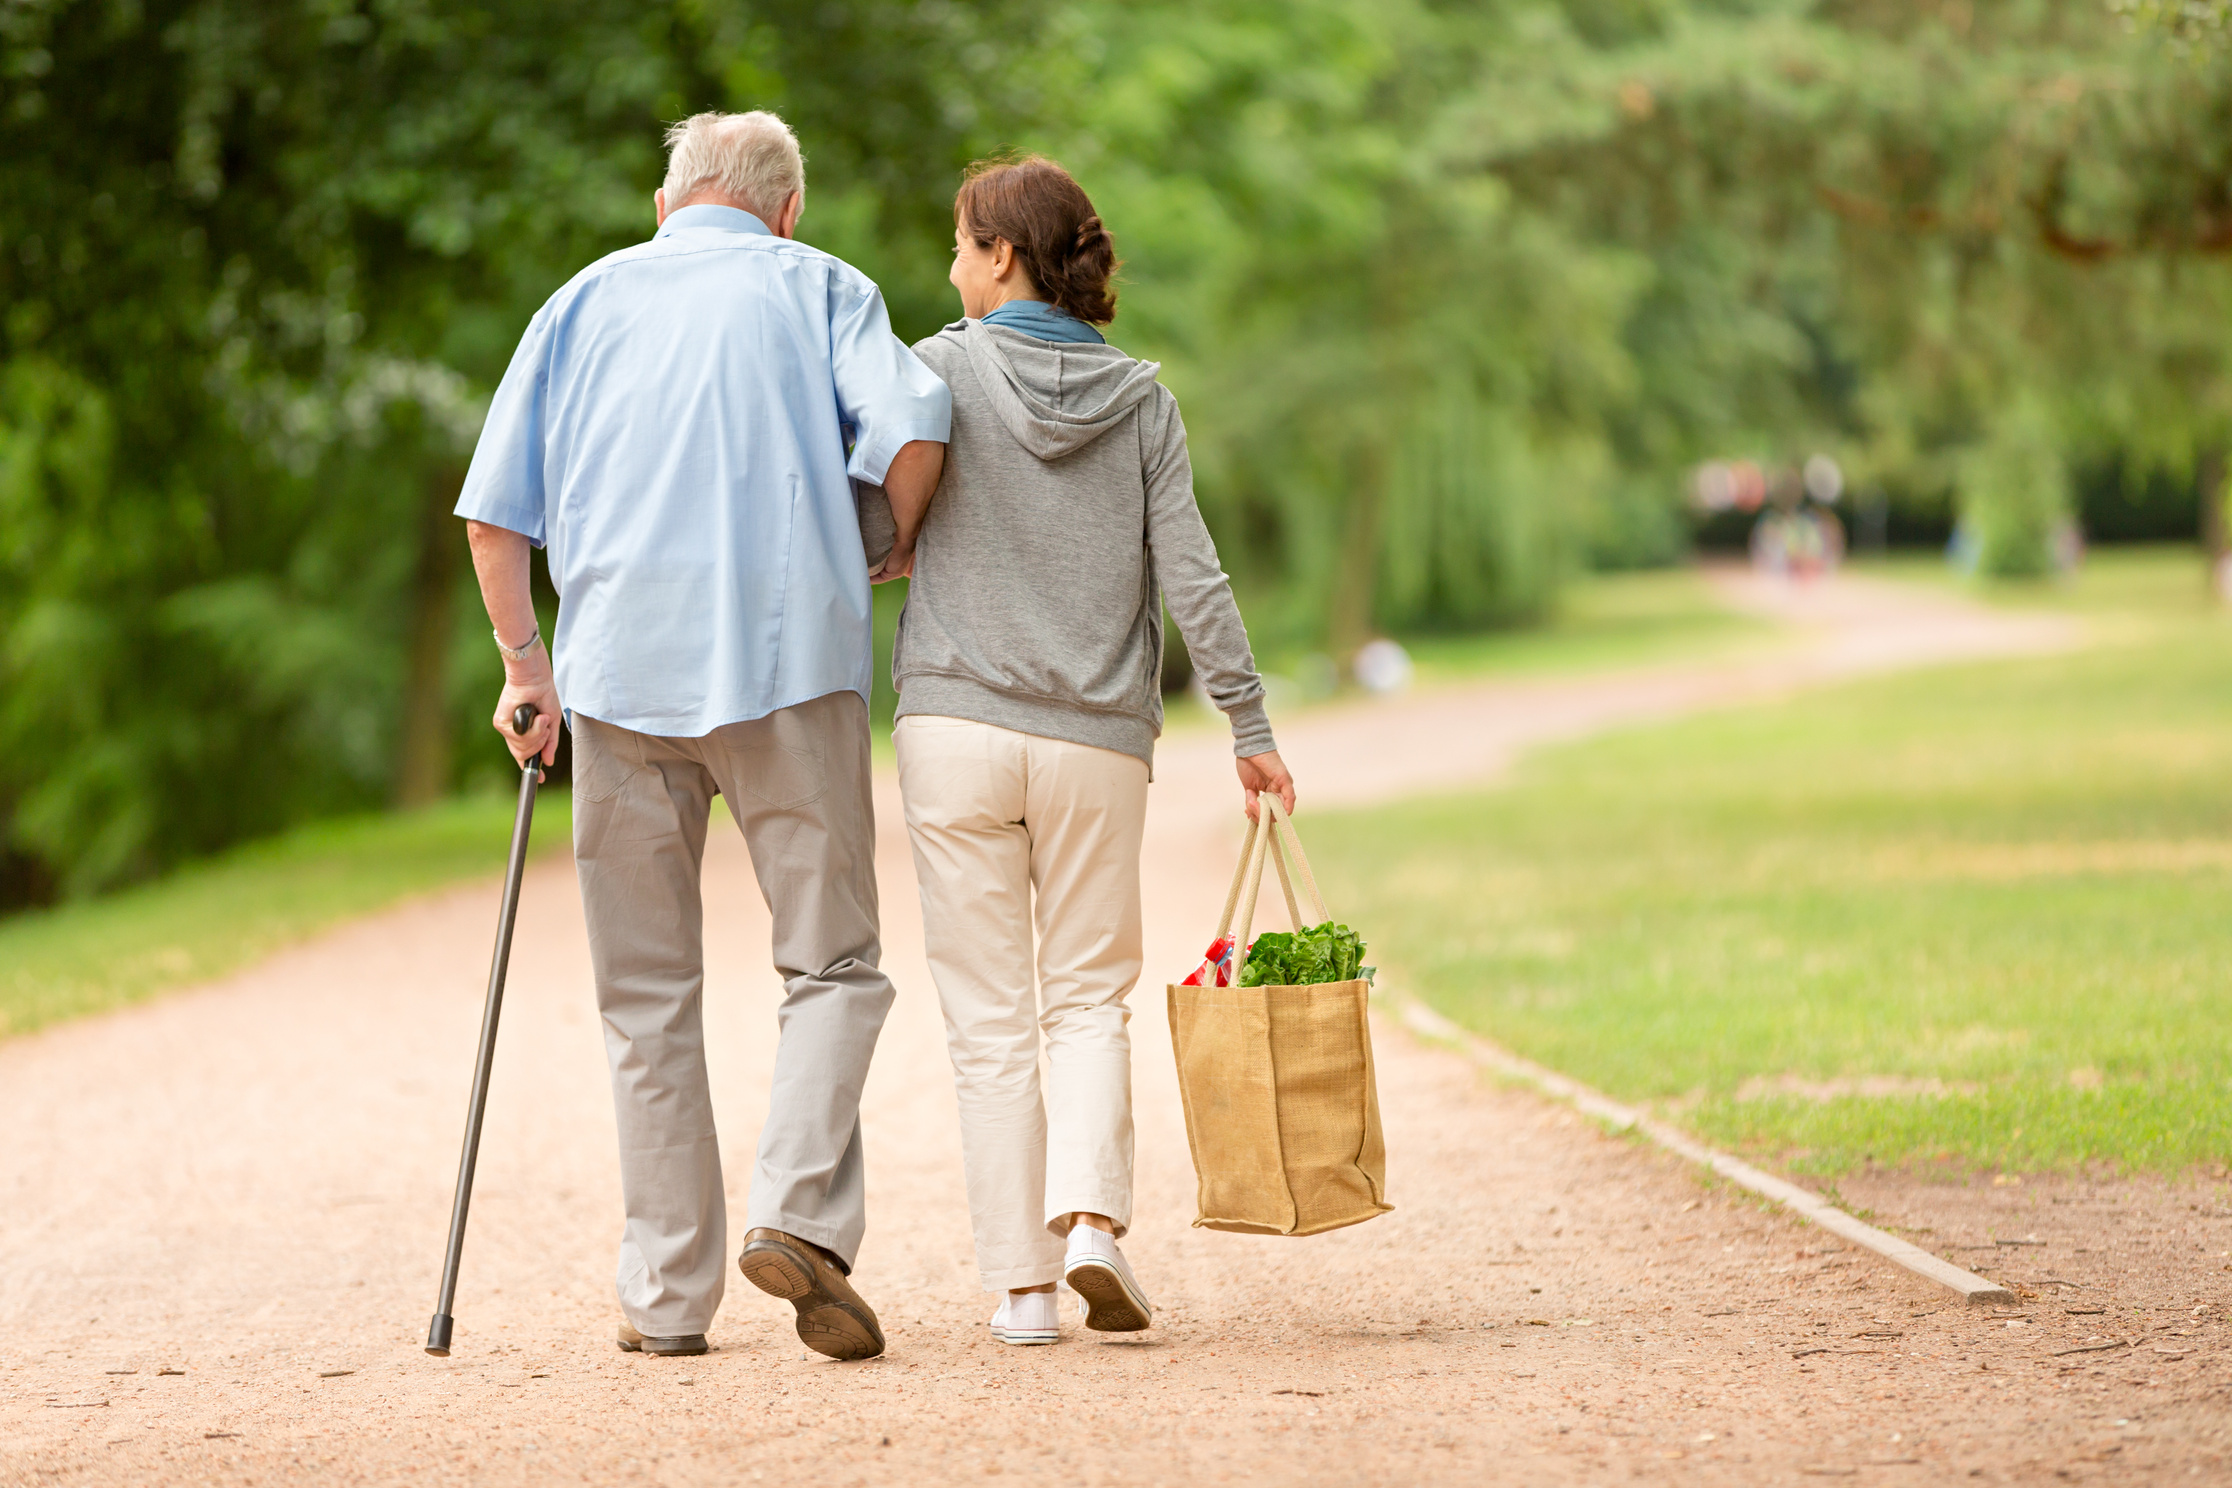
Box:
[1226,699,1277,758]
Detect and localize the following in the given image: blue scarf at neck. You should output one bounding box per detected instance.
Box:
[980,299,1106,344]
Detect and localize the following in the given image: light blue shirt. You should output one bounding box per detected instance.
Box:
[455,204,952,736]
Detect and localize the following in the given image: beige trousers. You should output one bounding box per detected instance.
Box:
[893,715,1150,1292]
[571,691,893,1338]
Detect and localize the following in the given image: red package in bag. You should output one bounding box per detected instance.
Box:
[1180,934,1236,988]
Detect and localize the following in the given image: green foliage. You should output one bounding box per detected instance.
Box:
[1312,549,2232,1173]
[1962,397,2071,576]
[1240,920,1366,987]
[2112,0,2232,46]
[1459,0,2232,549]
[1054,0,1631,646]
[0,0,1035,903]
[1029,0,2232,648]
[7,0,2232,915]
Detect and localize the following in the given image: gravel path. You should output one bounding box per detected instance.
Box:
[4,570,2224,1485]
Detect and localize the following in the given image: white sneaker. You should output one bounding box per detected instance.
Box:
[989,1289,1060,1345]
[1064,1227,1153,1332]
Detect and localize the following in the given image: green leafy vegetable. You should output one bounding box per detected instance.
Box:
[1239,921,1367,987]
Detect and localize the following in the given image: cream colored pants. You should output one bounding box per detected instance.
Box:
[893,716,1149,1291]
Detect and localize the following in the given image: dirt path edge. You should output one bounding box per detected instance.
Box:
[1395,995,2017,1306]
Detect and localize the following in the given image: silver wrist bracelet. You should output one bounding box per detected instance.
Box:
[493,625,542,662]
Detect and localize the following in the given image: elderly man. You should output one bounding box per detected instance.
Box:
[455,111,948,1362]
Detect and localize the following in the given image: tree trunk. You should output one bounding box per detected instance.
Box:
[2201,447,2228,604]
[1327,443,1388,659]
[393,468,466,808]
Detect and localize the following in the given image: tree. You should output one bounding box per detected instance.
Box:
[1043,0,1643,656]
[10,0,2232,906]
[1444,0,2232,576]
[0,0,1040,902]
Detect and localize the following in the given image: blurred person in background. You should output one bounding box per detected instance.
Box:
[456,111,949,1363]
[883,155,1295,1346]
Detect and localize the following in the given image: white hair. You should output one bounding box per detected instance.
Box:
[661,111,804,221]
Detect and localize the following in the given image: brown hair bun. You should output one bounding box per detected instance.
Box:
[956,155,1119,326]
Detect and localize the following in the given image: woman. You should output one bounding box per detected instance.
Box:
[885,156,1296,1345]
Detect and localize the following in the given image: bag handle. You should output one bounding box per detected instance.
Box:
[1211,811,1259,945]
[1229,809,1274,985]
[1263,795,1331,926]
[1227,795,1332,985]
[1212,807,1305,943]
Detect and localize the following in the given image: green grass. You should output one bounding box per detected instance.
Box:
[1852,541,2217,621]
[0,791,572,1038]
[1398,565,1770,684]
[1312,546,2232,1175]
[1156,565,1775,733]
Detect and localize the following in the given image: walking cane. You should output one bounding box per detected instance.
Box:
[426,702,545,1357]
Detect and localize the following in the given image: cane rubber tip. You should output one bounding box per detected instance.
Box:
[426,1314,454,1356]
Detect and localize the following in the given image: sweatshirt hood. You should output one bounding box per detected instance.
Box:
[953,319,1162,460]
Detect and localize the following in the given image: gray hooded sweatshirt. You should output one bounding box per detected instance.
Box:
[886,320,1274,766]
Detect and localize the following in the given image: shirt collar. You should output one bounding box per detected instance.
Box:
[980,299,1107,345]
[655,203,773,239]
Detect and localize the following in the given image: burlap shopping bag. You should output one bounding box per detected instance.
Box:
[1167,797,1392,1236]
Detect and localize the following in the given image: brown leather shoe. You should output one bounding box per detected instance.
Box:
[737,1228,885,1361]
[616,1321,707,1357]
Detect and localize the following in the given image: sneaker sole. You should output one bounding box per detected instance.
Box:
[616,1335,707,1357]
[1065,1258,1152,1333]
[739,1242,885,1361]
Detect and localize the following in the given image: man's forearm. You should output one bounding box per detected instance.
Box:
[466,520,539,648]
[881,439,946,553]
[465,518,560,766]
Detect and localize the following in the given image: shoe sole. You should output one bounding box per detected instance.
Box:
[1065,1258,1152,1333]
[989,1326,1060,1346]
[739,1241,885,1361]
[616,1335,707,1357]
